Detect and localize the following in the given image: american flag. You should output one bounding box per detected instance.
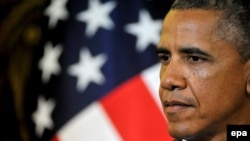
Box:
[25,0,173,140]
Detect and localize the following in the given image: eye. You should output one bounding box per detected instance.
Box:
[187,56,204,62]
[158,54,171,63]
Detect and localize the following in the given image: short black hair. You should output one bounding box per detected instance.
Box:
[170,0,250,62]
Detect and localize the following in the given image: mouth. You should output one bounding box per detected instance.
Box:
[164,100,193,113]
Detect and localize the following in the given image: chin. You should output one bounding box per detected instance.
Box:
[168,122,199,140]
[169,124,213,141]
[169,129,190,140]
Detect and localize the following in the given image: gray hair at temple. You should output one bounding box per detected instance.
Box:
[170,0,250,62]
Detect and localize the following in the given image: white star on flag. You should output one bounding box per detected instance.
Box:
[38,42,63,84]
[32,96,56,137]
[76,0,117,37]
[125,9,162,52]
[44,0,69,29]
[68,48,107,92]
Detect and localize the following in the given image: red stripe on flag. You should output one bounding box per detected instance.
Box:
[51,136,60,141]
[100,75,173,141]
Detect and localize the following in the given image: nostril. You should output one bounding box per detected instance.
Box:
[170,85,179,91]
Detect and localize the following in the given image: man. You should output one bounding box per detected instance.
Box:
[157,0,250,140]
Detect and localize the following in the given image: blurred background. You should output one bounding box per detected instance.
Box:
[0,0,173,141]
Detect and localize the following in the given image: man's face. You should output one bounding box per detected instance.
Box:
[158,9,249,140]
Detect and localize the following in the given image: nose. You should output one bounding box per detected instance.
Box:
[160,60,187,91]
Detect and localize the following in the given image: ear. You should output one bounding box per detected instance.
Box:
[247,77,250,95]
[245,61,250,95]
[246,77,250,96]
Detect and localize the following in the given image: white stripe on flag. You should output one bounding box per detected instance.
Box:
[141,63,162,111]
[57,102,122,141]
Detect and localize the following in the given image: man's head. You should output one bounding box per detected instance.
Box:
[171,0,250,62]
[157,0,250,140]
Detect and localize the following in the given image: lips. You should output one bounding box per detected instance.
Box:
[164,100,191,107]
[163,100,193,113]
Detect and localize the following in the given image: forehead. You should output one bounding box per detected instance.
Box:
[160,9,221,47]
[163,9,220,30]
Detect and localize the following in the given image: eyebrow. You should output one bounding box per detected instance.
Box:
[179,47,212,57]
[156,47,170,54]
[156,46,212,58]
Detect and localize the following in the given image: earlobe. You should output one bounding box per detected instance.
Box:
[247,77,250,95]
[244,61,250,95]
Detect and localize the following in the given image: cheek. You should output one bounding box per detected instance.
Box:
[159,87,164,100]
[190,67,245,119]
[159,65,165,78]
